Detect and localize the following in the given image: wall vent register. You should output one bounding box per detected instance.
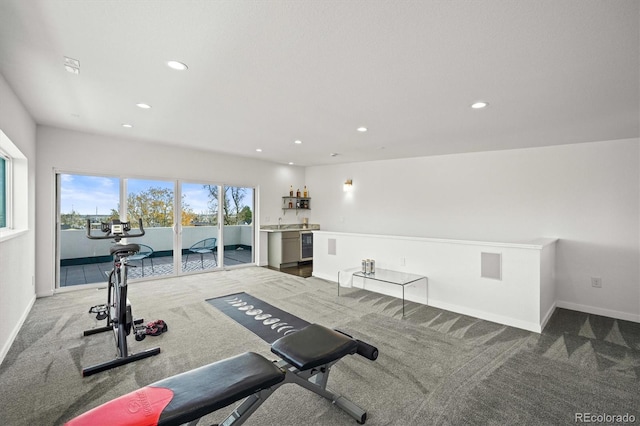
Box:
[481,252,502,280]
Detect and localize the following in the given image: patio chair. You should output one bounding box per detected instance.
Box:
[185,237,217,269]
[128,244,154,277]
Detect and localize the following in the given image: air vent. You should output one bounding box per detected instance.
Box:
[328,238,336,255]
[481,252,502,280]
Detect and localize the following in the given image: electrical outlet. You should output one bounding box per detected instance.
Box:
[591,277,602,288]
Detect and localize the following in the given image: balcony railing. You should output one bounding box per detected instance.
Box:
[59,225,253,287]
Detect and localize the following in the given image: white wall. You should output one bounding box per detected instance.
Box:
[314,231,556,332]
[0,73,37,362]
[35,125,305,296]
[306,139,640,323]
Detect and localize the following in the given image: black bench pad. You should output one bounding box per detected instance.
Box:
[156,352,285,425]
[65,352,285,426]
[271,323,358,371]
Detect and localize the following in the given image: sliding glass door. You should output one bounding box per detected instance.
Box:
[57,174,120,287]
[181,183,220,273]
[57,173,253,288]
[126,179,176,279]
[180,183,254,271]
[222,185,254,266]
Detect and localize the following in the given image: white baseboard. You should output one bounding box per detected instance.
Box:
[540,302,557,331]
[0,294,36,366]
[428,299,542,333]
[556,300,640,323]
[312,271,338,282]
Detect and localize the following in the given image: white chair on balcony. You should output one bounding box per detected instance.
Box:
[185,238,217,269]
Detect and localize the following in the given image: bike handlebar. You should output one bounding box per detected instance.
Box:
[86,218,145,241]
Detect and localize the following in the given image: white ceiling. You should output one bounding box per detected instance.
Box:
[0,0,637,166]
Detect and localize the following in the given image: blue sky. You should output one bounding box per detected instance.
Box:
[181,183,215,214]
[60,174,252,215]
[60,174,119,215]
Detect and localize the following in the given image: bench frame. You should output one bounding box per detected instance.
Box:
[210,356,366,426]
[66,324,377,426]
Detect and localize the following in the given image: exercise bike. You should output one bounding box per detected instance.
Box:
[82,218,163,377]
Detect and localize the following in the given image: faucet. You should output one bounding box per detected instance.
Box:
[278,217,282,229]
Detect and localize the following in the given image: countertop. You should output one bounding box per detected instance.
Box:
[260,224,320,233]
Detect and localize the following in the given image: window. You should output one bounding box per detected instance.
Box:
[56,173,256,287]
[0,129,27,239]
[0,152,8,228]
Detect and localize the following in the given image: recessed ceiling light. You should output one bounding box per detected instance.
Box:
[357,127,367,132]
[288,162,294,165]
[122,124,133,128]
[167,60,188,71]
[471,102,488,109]
[294,140,302,144]
[136,103,152,109]
[330,153,339,157]
[256,148,262,152]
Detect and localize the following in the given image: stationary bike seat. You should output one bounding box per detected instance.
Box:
[110,243,140,256]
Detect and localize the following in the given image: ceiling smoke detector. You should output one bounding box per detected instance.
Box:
[64,56,80,74]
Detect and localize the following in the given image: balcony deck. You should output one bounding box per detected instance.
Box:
[59,249,253,287]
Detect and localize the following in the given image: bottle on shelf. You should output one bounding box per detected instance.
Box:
[303,186,308,197]
[296,188,301,197]
[289,185,293,197]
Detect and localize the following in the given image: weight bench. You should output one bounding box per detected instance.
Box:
[65,323,378,426]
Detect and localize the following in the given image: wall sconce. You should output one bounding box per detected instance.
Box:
[343,179,353,192]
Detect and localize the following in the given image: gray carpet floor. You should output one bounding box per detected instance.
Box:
[0,266,638,425]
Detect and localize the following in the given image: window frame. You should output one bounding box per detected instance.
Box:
[0,128,27,242]
[0,149,12,230]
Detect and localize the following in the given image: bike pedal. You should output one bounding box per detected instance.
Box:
[88,304,107,314]
[134,318,144,325]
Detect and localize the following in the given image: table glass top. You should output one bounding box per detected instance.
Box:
[353,268,425,285]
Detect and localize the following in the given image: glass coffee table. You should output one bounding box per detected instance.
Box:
[338,268,427,317]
